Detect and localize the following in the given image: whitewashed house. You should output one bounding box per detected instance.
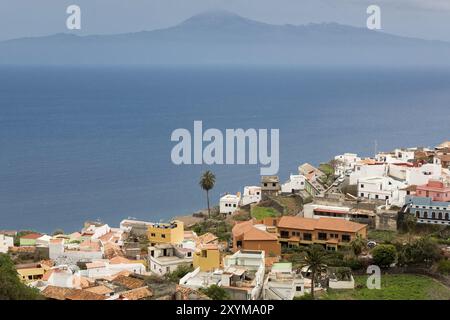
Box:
[349,163,387,185]
[281,174,306,194]
[220,193,241,215]
[36,235,52,247]
[263,262,304,300]
[357,176,407,205]
[241,186,262,206]
[148,244,193,276]
[334,153,361,176]
[388,162,442,186]
[83,258,146,279]
[0,234,14,253]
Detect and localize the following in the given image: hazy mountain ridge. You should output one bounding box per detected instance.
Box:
[1,10,449,65]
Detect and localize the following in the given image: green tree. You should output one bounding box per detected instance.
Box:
[165,264,194,282]
[372,244,397,268]
[400,237,441,266]
[0,253,43,300]
[52,229,64,236]
[199,170,216,218]
[300,245,328,299]
[199,284,230,300]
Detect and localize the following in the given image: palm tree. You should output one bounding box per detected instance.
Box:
[199,170,216,218]
[350,234,366,256]
[301,245,328,299]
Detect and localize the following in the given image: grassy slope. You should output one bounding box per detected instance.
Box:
[251,207,280,220]
[322,274,450,300]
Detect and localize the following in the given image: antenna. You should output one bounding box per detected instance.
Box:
[374,140,378,156]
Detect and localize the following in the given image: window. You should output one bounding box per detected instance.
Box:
[151,233,156,237]
[360,184,364,188]
[264,183,268,187]
[416,211,420,218]
[360,193,364,197]
[438,212,443,220]
[318,233,327,240]
[236,240,242,247]
[161,234,166,238]
[295,286,303,292]
[280,231,289,238]
[201,250,207,258]
[375,195,379,199]
[303,233,312,241]
[272,183,276,187]
[342,235,351,242]
[385,196,389,200]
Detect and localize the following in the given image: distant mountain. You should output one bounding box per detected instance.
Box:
[1,10,450,66]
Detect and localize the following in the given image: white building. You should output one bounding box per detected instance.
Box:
[375,148,415,164]
[148,244,193,276]
[241,186,262,206]
[43,265,85,289]
[49,239,104,265]
[357,176,407,206]
[83,258,146,279]
[334,153,361,176]
[281,174,306,194]
[388,163,442,186]
[263,262,304,300]
[180,250,266,300]
[36,235,52,247]
[82,223,111,240]
[220,193,241,215]
[0,234,14,253]
[349,163,387,185]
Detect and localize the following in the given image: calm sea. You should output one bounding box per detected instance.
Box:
[1,66,449,233]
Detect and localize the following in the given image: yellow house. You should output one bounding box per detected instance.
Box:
[193,244,221,272]
[147,220,184,245]
[16,263,51,282]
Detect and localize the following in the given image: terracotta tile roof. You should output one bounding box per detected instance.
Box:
[42,286,74,300]
[120,287,153,300]
[197,232,218,245]
[242,227,278,241]
[175,285,210,300]
[99,231,115,242]
[50,239,64,244]
[232,220,254,237]
[85,285,114,295]
[278,216,366,233]
[65,289,106,300]
[112,275,145,290]
[109,256,132,264]
[278,216,316,231]
[232,220,278,241]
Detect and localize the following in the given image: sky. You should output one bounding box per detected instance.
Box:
[0,0,450,41]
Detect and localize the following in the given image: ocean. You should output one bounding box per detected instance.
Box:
[1,65,449,233]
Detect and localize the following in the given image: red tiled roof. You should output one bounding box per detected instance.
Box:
[278,216,366,233]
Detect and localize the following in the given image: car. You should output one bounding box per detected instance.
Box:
[367,241,377,248]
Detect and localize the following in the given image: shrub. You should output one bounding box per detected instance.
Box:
[345,257,364,270]
[372,244,397,268]
[199,285,230,300]
[0,253,43,300]
[165,264,194,282]
[437,260,450,274]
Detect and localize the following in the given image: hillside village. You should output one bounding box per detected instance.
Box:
[2,140,450,300]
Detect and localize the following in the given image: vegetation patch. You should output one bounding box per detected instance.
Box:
[322,274,450,300]
[251,206,280,220]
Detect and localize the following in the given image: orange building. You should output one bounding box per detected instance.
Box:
[232,220,281,256]
[277,216,367,251]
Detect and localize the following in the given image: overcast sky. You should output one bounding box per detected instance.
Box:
[1,0,449,41]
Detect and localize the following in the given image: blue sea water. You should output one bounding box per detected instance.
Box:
[0,65,449,233]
